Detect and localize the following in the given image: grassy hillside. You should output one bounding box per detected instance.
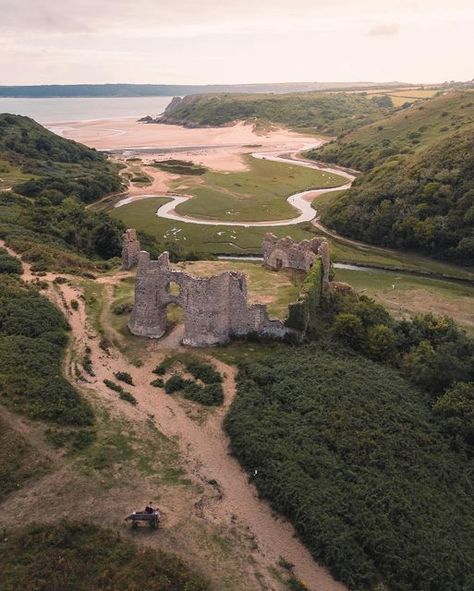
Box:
[160,92,394,135]
[0,522,207,591]
[308,91,474,171]
[0,115,128,271]
[323,126,474,262]
[0,114,122,202]
[225,344,474,591]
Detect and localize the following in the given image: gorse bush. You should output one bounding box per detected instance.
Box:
[0,247,22,275]
[0,521,208,591]
[114,371,134,386]
[103,379,137,405]
[185,359,223,384]
[225,345,474,591]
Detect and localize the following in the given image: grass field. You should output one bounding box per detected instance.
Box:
[336,267,474,333]
[110,195,474,282]
[170,155,346,222]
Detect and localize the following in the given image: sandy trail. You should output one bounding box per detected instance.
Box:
[2,240,347,591]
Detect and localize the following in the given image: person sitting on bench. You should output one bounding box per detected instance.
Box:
[145,504,155,514]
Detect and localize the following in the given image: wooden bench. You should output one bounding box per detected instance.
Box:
[126,511,160,529]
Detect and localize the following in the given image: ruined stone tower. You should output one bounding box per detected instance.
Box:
[263,233,331,289]
[121,229,141,270]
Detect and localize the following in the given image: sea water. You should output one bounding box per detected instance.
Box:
[0,96,173,123]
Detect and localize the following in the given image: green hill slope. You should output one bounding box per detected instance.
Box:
[0,114,122,202]
[307,91,474,171]
[324,126,474,262]
[0,114,126,271]
[159,92,393,135]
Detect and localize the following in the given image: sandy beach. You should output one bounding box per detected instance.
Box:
[48,118,320,171]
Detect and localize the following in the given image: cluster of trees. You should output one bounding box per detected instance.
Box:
[321,290,473,433]
[0,273,93,425]
[225,342,474,591]
[161,92,393,135]
[0,522,208,591]
[324,128,474,262]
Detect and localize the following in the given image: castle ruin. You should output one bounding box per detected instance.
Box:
[263,233,331,289]
[128,250,295,346]
[122,229,141,270]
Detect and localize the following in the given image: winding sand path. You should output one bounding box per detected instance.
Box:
[114,145,356,227]
[1,239,348,591]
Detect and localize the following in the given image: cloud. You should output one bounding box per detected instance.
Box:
[367,23,401,36]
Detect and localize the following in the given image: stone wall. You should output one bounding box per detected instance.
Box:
[121,228,141,270]
[128,250,297,346]
[263,233,330,289]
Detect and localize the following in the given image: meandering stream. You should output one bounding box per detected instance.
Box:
[114,145,356,227]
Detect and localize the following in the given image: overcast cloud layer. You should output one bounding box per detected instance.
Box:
[0,0,473,84]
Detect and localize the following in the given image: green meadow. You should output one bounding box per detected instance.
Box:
[171,155,346,222]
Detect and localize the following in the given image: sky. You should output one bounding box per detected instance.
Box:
[0,0,473,85]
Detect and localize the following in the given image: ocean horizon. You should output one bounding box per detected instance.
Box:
[0,96,173,123]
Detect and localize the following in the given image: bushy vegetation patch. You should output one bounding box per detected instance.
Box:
[0,247,22,274]
[321,290,474,400]
[0,275,93,425]
[0,521,208,591]
[159,355,224,406]
[307,92,474,263]
[286,260,323,331]
[114,371,134,386]
[103,379,137,405]
[151,158,208,175]
[324,128,474,263]
[185,359,223,384]
[225,345,474,591]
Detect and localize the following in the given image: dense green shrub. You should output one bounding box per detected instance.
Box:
[433,382,474,446]
[323,126,474,263]
[150,378,164,388]
[164,374,187,394]
[103,379,137,405]
[114,371,134,386]
[0,521,208,591]
[285,260,323,332]
[225,345,474,591]
[185,359,222,384]
[183,382,224,406]
[0,247,22,274]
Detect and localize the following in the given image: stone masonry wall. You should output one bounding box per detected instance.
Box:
[263,233,330,289]
[128,250,297,346]
[121,228,141,270]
